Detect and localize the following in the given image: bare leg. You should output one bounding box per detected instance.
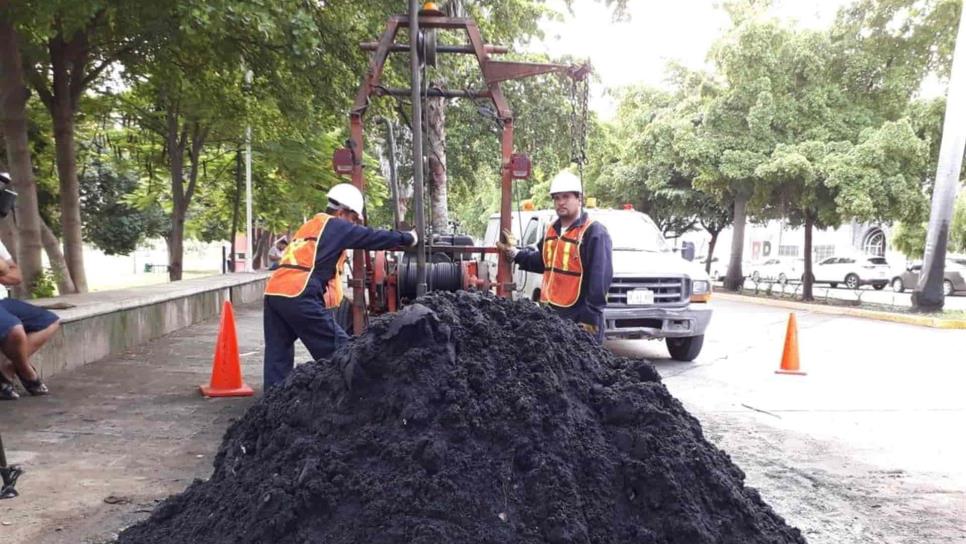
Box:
[0,320,59,383]
[0,358,15,383]
[26,320,59,358]
[1,325,36,382]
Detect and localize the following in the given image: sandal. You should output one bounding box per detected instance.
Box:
[0,376,19,400]
[17,373,48,396]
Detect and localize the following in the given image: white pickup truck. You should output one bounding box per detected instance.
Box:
[484,207,713,361]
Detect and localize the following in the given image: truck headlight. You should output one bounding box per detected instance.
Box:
[691,280,711,302]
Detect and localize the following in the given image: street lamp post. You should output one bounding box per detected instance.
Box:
[912,2,966,311]
[244,69,254,273]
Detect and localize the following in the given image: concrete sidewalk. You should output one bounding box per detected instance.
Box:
[0,302,291,544]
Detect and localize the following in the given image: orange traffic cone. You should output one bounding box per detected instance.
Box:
[776,313,806,376]
[200,300,254,397]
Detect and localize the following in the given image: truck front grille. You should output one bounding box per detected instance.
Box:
[607,277,689,306]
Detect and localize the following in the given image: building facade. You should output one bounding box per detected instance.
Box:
[681,220,905,275]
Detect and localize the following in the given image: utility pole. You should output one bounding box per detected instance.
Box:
[913,2,966,311]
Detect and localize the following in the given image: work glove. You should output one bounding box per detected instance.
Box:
[496,228,518,259]
[405,230,418,247]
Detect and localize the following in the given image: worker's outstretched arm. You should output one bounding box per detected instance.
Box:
[513,238,545,273]
[330,218,414,250]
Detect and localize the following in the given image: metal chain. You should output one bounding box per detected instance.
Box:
[569,76,590,183]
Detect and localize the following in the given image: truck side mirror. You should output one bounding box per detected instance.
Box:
[681,241,695,262]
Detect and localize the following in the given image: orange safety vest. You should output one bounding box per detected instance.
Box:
[264,213,347,308]
[540,218,595,308]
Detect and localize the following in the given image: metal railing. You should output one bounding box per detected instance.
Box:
[720,277,907,313]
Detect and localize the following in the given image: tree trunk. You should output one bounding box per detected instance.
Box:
[166,212,184,281]
[166,110,187,282]
[0,16,46,295]
[260,230,270,267]
[229,150,242,272]
[49,48,88,292]
[252,228,270,270]
[166,117,206,282]
[803,213,814,301]
[397,185,412,226]
[252,228,262,269]
[426,87,449,233]
[40,219,76,295]
[723,193,748,291]
[705,229,720,274]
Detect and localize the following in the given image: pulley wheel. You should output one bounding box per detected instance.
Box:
[419,29,438,68]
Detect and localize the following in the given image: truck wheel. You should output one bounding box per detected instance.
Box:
[778,273,788,285]
[666,335,704,362]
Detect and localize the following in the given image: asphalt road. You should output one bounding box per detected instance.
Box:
[609,299,966,544]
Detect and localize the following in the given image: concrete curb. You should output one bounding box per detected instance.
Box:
[30,273,271,378]
[714,291,966,329]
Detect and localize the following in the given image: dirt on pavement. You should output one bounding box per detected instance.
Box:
[118,291,804,544]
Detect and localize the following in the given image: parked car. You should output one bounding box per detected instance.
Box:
[809,255,890,289]
[698,256,723,280]
[701,256,753,283]
[891,259,966,296]
[484,208,713,361]
[749,257,804,284]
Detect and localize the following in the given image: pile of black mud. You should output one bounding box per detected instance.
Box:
[118,291,805,544]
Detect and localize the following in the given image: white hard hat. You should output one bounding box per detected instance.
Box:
[327,183,365,216]
[549,170,582,196]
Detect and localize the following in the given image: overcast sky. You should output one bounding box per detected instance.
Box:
[530,0,853,119]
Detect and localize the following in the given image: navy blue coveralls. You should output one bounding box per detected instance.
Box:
[513,211,613,342]
[263,218,413,388]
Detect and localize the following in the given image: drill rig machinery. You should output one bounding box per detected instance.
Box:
[330,1,590,333]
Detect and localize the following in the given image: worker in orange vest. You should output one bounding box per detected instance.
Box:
[262,183,416,388]
[498,170,613,342]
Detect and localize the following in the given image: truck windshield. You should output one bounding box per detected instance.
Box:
[592,213,669,252]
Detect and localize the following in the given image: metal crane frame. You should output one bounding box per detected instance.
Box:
[342,8,589,333]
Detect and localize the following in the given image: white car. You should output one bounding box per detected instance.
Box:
[749,257,803,284]
[810,255,890,290]
[698,256,726,281]
[703,257,754,283]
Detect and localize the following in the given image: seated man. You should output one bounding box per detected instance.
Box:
[267,238,287,270]
[0,173,60,400]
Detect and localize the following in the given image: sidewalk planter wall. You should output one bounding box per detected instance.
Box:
[28,273,269,378]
